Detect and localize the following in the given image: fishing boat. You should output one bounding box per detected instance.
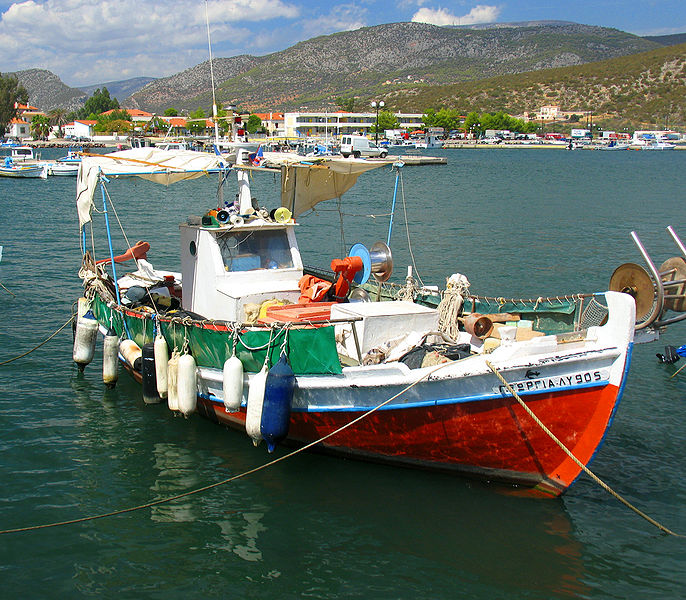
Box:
[56,149,82,164]
[49,162,80,176]
[638,142,676,151]
[0,157,47,178]
[72,147,686,497]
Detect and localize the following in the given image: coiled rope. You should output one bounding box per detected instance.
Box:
[0,315,75,367]
[486,360,682,537]
[0,361,451,535]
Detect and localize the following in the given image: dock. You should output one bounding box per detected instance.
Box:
[394,155,447,165]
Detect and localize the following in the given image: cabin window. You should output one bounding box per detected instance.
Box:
[217,229,294,272]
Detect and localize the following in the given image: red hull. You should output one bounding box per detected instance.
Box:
[197,382,621,496]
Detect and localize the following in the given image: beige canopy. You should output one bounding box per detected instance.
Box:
[77,148,391,228]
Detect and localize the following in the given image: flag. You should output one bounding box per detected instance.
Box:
[249,146,263,166]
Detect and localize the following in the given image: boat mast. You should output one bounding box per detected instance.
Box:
[205,0,220,146]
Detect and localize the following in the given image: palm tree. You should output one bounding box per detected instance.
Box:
[31,115,51,140]
[48,108,68,138]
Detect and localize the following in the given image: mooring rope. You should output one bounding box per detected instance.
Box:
[0,315,75,367]
[485,360,682,537]
[0,281,16,297]
[0,361,451,535]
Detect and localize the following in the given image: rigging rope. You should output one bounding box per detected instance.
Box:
[0,281,15,297]
[0,315,75,367]
[486,360,682,537]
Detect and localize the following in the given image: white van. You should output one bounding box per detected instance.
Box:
[340,135,388,158]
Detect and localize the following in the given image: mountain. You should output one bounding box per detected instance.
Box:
[126,55,261,113]
[387,42,686,127]
[79,77,156,103]
[9,69,86,112]
[643,33,686,46]
[127,21,659,113]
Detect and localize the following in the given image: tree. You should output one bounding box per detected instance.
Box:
[422,108,438,128]
[31,114,50,140]
[78,87,119,119]
[146,115,168,134]
[336,97,356,112]
[372,110,399,134]
[186,108,206,135]
[246,114,262,134]
[0,73,28,136]
[48,108,68,137]
[463,111,483,137]
[164,108,179,117]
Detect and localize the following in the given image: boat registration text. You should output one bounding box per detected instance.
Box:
[495,368,609,395]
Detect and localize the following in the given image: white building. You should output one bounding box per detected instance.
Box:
[6,117,31,139]
[281,111,424,138]
[64,120,97,139]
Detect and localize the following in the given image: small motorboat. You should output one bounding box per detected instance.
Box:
[49,162,80,176]
[0,157,47,178]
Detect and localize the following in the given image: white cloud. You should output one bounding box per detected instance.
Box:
[300,3,368,38]
[0,0,300,84]
[411,4,501,26]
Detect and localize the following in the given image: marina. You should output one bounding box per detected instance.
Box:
[0,147,685,597]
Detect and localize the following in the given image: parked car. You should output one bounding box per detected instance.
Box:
[340,135,388,158]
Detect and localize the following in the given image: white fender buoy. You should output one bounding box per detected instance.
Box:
[119,339,142,372]
[167,350,180,412]
[177,353,197,417]
[76,297,90,320]
[73,310,98,370]
[102,327,119,388]
[154,334,169,399]
[245,365,268,446]
[222,355,244,412]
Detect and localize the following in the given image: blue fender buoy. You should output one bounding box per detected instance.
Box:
[260,354,295,452]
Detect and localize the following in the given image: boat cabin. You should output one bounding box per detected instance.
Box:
[179,219,303,321]
[10,146,35,161]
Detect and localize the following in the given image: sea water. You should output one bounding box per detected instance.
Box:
[0,147,684,598]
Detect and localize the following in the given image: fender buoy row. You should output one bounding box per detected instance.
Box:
[72,308,290,446]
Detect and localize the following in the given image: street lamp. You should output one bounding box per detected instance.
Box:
[371,100,385,144]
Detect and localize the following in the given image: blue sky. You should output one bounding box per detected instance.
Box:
[0,0,683,87]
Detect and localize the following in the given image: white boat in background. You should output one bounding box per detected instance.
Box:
[595,141,629,151]
[414,133,444,149]
[0,159,48,178]
[639,142,676,151]
[56,149,82,164]
[9,146,38,162]
[49,162,80,176]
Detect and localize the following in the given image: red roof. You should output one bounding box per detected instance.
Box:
[101,108,153,117]
[167,118,187,127]
[75,120,97,125]
[253,112,284,120]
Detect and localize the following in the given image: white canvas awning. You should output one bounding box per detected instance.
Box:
[77,148,390,228]
[77,148,228,228]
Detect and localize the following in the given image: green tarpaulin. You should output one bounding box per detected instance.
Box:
[91,295,342,375]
